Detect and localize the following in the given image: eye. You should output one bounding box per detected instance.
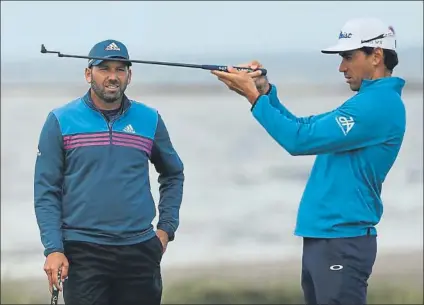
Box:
[341,53,353,61]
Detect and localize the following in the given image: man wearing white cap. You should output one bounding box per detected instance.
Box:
[211,17,406,304]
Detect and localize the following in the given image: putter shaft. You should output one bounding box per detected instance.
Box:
[40,44,267,75]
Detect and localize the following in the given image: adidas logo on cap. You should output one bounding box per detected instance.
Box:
[105,42,121,51]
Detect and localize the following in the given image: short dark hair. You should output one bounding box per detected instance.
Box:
[360,47,399,72]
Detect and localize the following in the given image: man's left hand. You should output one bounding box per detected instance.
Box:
[211,67,262,105]
[156,229,169,254]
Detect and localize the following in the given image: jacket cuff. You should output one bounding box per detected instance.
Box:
[44,248,64,257]
[251,84,273,111]
[265,83,273,95]
[157,223,176,241]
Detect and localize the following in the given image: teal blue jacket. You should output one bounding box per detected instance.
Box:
[34,91,184,256]
[251,77,406,238]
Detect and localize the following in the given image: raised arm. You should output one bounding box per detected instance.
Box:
[265,84,334,124]
[251,93,399,156]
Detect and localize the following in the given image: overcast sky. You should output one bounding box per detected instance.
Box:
[1,1,423,61]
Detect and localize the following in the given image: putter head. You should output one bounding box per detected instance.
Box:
[41,44,47,53]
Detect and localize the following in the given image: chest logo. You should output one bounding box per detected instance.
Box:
[123,124,136,134]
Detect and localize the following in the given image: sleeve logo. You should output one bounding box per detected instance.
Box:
[335,116,355,135]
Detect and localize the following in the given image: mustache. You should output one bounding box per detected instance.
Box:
[105,80,120,86]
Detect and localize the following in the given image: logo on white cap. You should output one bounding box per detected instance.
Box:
[339,31,353,39]
[105,42,121,51]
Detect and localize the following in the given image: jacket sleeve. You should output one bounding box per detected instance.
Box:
[34,112,65,257]
[265,84,333,124]
[150,113,184,241]
[251,93,391,156]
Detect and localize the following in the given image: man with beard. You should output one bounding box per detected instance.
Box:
[34,39,185,305]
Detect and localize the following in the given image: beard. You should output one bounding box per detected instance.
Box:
[91,78,129,104]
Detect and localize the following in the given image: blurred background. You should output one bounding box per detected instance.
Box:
[1,1,423,304]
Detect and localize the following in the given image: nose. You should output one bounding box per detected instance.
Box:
[107,72,118,81]
[339,58,347,73]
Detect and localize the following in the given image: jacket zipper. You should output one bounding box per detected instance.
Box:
[98,106,131,144]
[98,112,113,143]
[83,94,131,144]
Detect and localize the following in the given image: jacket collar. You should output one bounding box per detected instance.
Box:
[82,89,131,113]
[359,76,405,95]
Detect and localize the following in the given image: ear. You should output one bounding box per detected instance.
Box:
[127,68,132,85]
[84,67,92,84]
[372,48,384,67]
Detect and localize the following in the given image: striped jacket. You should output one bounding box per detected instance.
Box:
[34,90,184,256]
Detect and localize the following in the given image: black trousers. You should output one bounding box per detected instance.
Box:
[301,234,377,305]
[62,235,163,305]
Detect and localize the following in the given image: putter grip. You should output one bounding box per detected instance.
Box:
[50,269,62,305]
[235,67,268,76]
[203,65,267,76]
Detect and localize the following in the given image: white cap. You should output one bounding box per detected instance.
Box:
[321,17,397,54]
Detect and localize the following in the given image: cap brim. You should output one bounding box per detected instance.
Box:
[321,42,361,54]
[89,56,132,67]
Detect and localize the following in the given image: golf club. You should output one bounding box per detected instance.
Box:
[40,44,267,76]
[50,269,62,305]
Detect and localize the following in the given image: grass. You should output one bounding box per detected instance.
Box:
[1,276,423,304]
[161,278,423,304]
[2,251,422,304]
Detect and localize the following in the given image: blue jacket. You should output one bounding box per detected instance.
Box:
[251,77,406,238]
[34,91,184,256]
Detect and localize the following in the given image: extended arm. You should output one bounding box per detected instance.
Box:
[150,113,184,241]
[265,84,334,124]
[34,112,65,257]
[251,94,389,156]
